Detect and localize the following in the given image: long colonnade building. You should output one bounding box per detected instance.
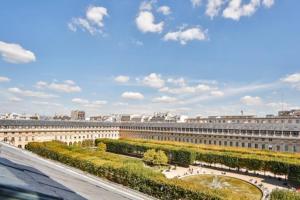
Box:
[120,120,300,153]
[0,119,300,152]
[0,120,119,148]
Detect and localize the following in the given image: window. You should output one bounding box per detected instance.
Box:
[255,144,258,149]
[276,145,280,151]
[285,145,289,152]
[248,143,251,148]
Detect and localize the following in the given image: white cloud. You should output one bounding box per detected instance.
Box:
[262,0,274,8]
[164,84,212,94]
[68,5,108,35]
[121,92,144,100]
[72,98,89,104]
[0,76,10,82]
[0,41,36,64]
[157,6,171,15]
[153,96,177,103]
[222,0,261,21]
[36,80,81,93]
[206,0,274,20]
[8,87,58,99]
[281,73,300,83]
[143,73,165,88]
[160,83,213,95]
[114,75,130,83]
[210,90,224,97]
[206,0,224,18]
[136,11,164,33]
[32,101,62,107]
[9,97,22,102]
[240,95,262,106]
[191,0,202,8]
[164,27,207,45]
[281,73,300,90]
[72,98,107,108]
[140,1,154,11]
[167,77,186,86]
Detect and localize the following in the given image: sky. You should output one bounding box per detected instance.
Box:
[0,0,300,117]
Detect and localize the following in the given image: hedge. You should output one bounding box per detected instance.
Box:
[26,141,250,200]
[95,139,195,167]
[270,189,300,200]
[96,138,300,185]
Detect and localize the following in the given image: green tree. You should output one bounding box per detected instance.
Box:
[98,142,107,152]
[143,149,168,166]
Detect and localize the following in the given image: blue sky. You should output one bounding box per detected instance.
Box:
[0,0,299,117]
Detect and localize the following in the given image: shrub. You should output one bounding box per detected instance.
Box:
[96,138,300,185]
[95,139,195,167]
[270,189,300,200]
[26,141,234,200]
[143,149,168,166]
[98,142,107,152]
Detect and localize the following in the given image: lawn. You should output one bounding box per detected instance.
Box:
[182,175,262,200]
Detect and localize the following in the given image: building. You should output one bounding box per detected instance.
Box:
[0,120,119,148]
[53,115,71,121]
[71,110,85,121]
[119,121,300,153]
[278,109,300,117]
[120,115,131,122]
[0,113,300,152]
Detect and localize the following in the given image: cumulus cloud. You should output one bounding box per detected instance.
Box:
[136,1,164,33]
[164,27,207,45]
[153,96,177,103]
[167,77,186,87]
[157,6,171,15]
[240,95,262,106]
[223,0,262,21]
[68,5,108,35]
[191,0,202,8]
[139,1,154,11]
[0,41,36,64]
[142,73,165,88]
[206,0,224,18]
[136,11,164,33]
[121,92,144,100]
[162,84,212,94]
[206,0,274,20]
[262,0,274,8]
[8,87,58,99]
[72,98,107,108]
[0,76,10,82]
[281,73,300,90]
[114,75,130,83]
[35,80,81,93]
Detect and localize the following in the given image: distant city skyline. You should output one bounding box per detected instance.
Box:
[0,0,300,116]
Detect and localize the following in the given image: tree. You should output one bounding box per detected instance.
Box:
[98,142,107,152]
[143,149,168,166]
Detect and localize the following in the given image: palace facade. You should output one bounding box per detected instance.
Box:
[0,118,299,152]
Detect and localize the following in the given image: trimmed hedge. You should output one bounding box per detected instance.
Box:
[95,138,195,167]
[96,138,300,185]
[271,189,300,200]
[26,141,245,200]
